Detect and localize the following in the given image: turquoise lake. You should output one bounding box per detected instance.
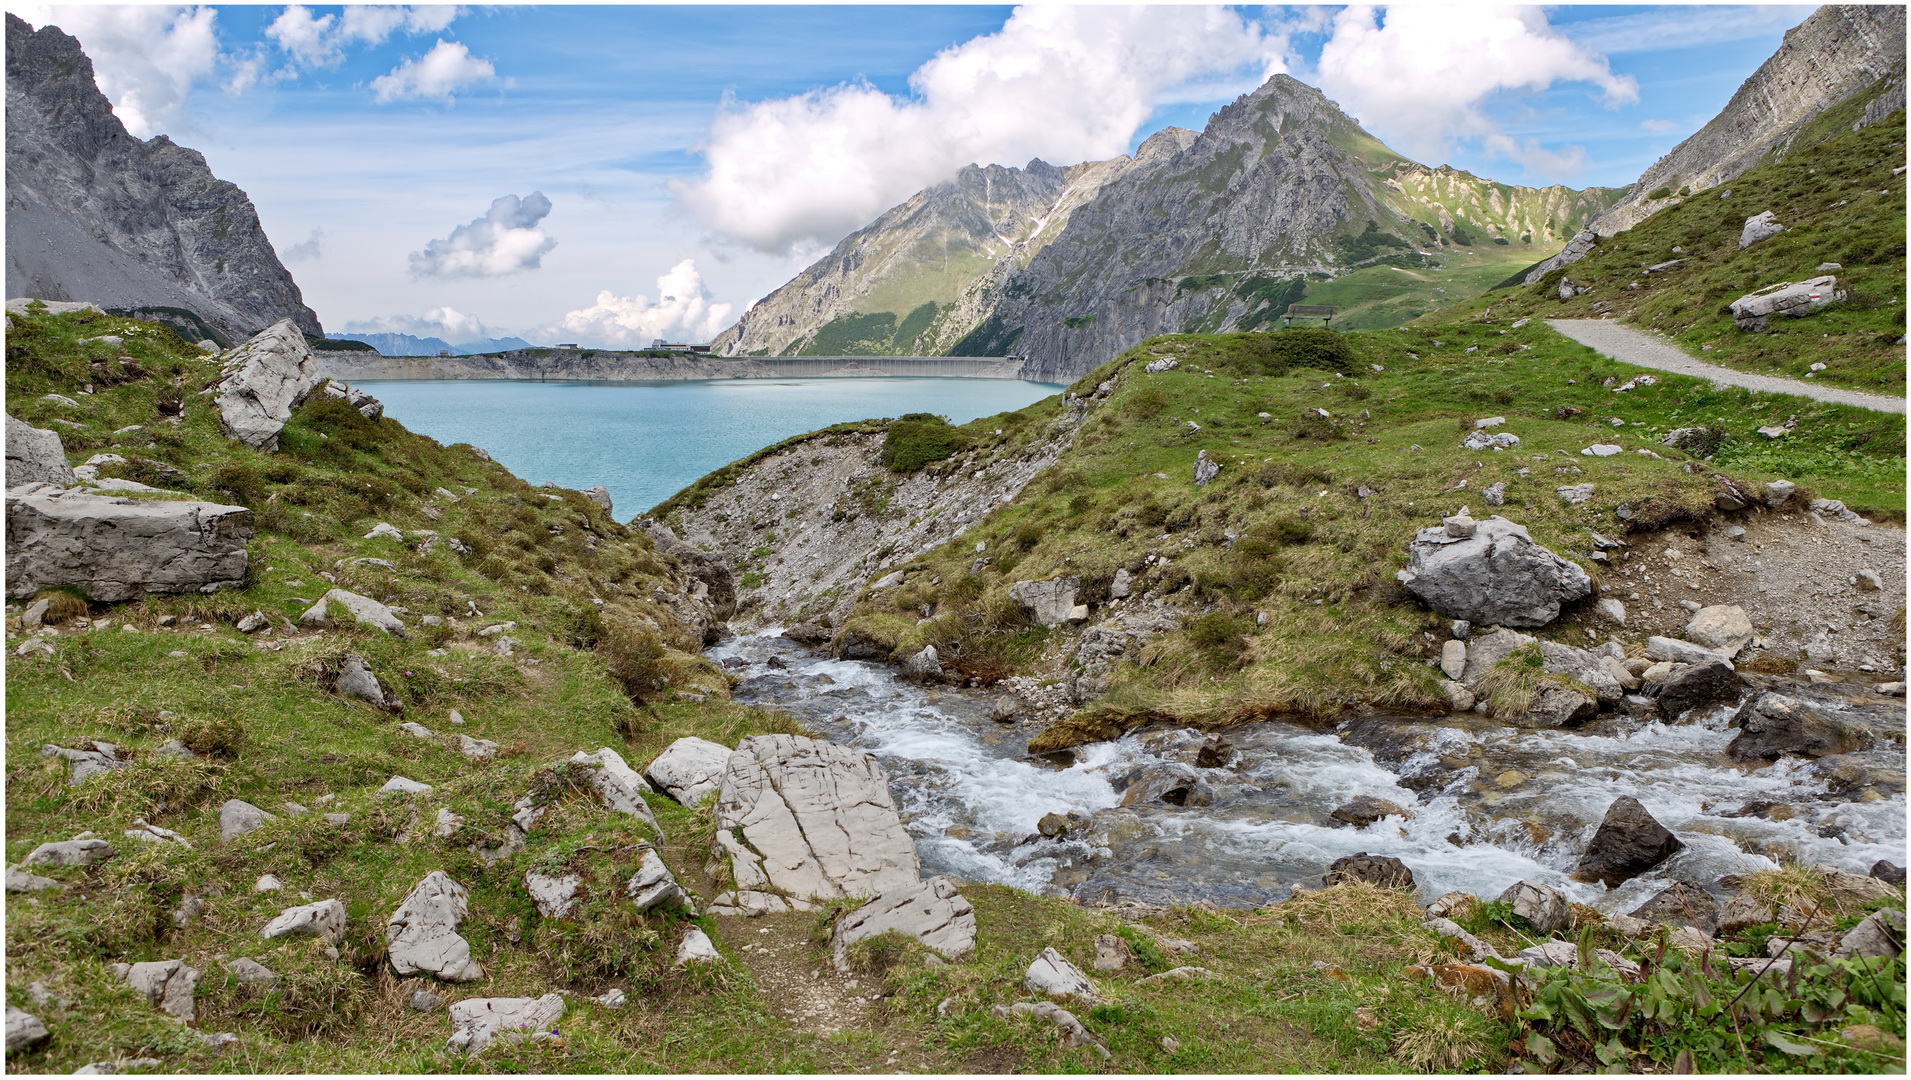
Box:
[361,377,1065,518]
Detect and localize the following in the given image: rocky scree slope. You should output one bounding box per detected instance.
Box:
[717,73,1616,377]
[713,141,1177,359]
[5,14,321,345]
[1523,3,1906,284]
[1457,107,1906,396]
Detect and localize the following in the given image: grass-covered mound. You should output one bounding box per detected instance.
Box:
[1462,106,1905,395]
[832,321,1903,743]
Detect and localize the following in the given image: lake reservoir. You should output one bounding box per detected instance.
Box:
[362,377,1065,516]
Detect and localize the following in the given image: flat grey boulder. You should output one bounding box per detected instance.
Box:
[6,415,73,488]
[1009,576,1089,625]
[445,994,564,1054]
[713,734,921,904]
[676,926,721,966]
[524,871,581,919]
[1498,879,1569,935]
[220,799,275,841]
[992,1001,1108,1058]
[1396,516,1589,628]
[1684,605,1753,658]
[1836,909,1905,960]
[1738,210,1784,249]
[1726,691,1868,762]
[1644,635,1728,666]
[43,740,125,785]
[644,736,731,806]
[212,320,324,450]
[626,843,688,913]
[299,588,406,636]
[387,871,484,982]
[117,959,199,1020]
[333,654,397,709]
[224,958,277,986]
[570,747,662,835]
[5,865,64,892]
[5,485,250,601]
[381,776,432,796]
[830,875,976,971]
[23,838,112,867]
[1730,275,1842,331]
[1024,946,1097,1002]
[260,899,346,945]
[6,1005,50,1053]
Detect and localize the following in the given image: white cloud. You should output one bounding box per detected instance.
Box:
[1312,5,1637,179]
[674,5,1288,254]
[343,306,490,341]
[266,4,464,69]
[1563,5,1815,56]
[281,227,324,262]
[11,5,220,137]
[409,192,556,279]
[552,260,734,348]
[1640,118,1683,134]
[370,38,496,102]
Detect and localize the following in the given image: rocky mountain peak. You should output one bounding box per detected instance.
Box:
[5,12,322,344]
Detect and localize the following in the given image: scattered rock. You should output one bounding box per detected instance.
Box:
[1683,605,1753,658]
[1580,444,1622,457]
[253,874,282,892]
[1439,639,1466,680]
[299,588,406,636]
[626,843,689,913]
[5,415,75,488]
[1330,796,1413,829]
[445,994,564,1054]
[1093,934,1132,971]
[569,747,663,835]
[830,876,976,970]
[1726,692,1867,762]
[712,735,920,904]
[1396,515,1591,628]
[1461,430,1519,450]
[1812,498,1872,526]
[1718,893,1777,936]
[524,871,581,919]
[5,485,251,602]
[225,958,278,987]
[675,926,721,966]
[218,799,276,841]
[1556,483,1595,505]
[1731,275,1843,331]
[381,776,432,796]
[990,695,1024,723]
[42,741,126,785]
[260,899,348,945]
[398,722,433,739]
[457,735,499,760]
[1870,861,1906,888]
[1629,881,1721,935]
[387,871,484,982]
[5,1006,49,1054]
[408,990,444,1012]
[211,320,325,451]
[1024,946,1097,1002]
[1764,480,1797,508]
[333,654,399,710]
[992,1001,1108,1059]
[644,736,731,806]
[1009,576,1089,625]
[1192,450,1220,486]
[1573,796,1683,888]
[1738,210,1783,249]
[118,959,199,1020]
[1644,636,1728,666]
[1324,853,1414,890]
[1498,879,1569,935]
[1656,659,1744,718]
[1835,909,1905,960]
[5,865,64,892]
[900,645,942,681]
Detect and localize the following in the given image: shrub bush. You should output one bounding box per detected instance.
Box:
[880,413,969,472]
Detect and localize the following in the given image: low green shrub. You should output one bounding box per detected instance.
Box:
[880,413,969,472]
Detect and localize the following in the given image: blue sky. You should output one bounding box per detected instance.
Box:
[7,4,1817,347]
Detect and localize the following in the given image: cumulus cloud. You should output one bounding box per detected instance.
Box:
[1640,118,1684,134]
[552,260,735,348]
[12,5,220,137]
[1313,5,1637,179]
[342,306,490,341]
[370,39,497,102]
[265,4,463,69]
[409,192,556,279]
[674,5,1288,254]
[281,227,324,263]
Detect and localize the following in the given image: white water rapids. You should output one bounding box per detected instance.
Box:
[709,630,1906,911]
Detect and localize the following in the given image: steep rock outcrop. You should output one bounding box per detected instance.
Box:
[5,13,321,343]
[5,483,251,601]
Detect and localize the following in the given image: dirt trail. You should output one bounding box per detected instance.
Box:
[1548,318,1906,414]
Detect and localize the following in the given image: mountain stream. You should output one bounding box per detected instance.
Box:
[710,630,1906,910]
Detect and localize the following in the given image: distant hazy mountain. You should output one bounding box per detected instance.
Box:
[329,332,534,356]
[715,71,1620,378]
[5,13,321,345]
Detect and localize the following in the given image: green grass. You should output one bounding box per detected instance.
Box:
[1457,108,1906,395]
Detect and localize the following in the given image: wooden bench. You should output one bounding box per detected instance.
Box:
[1282,304,1338,328]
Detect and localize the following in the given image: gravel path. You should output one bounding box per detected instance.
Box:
[1547,319,1905,415]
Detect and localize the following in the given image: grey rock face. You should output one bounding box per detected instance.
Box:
[23,838,112,867]
[1573,796,1683,888]
[1629,881,1721,935]
[1836,908,1905,960]
[1024,946,1097,1002]
[5,484,250,601]
[580,485,612,514]
[713,734,921,903]
[445,994,564,1054]
[830,876,976,970]
[1730,275,1844,331]
[1738,211,1785,249]
[387,871,484,982]
[299,588,406,635]
[219,799,275,841]
[5,16,321,342]
[1645,635,1729,666]
[5,415,73,488]
[1396,516,1590,628]
[626,844,688,913]
[1009,576,1088,626]
[5,1005,49,1053]
[213,321,326,450]
[260,899,347,945]
[119,959,199,1020]
[644,736,731,806]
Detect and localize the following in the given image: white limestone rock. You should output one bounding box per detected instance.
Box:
[6,1005,50,1054]
[5,865,64,892]
[1498,879,1570,935]
[625,844,688,913]
[1024,946,1098,1002]
[4,485,250,602]
[445,994,564,1054]
[118,959,199,1020]
[569,747,663,835]
[713,734,921,905]
[675,927,721,966]
[1396,516,1590,628]
[1008,576,1089,626]
[24,838,113,867]
[830,876,976,971]
[524,872,581,919]
[644,736,731,806]
[260,899,347,945]
[5,414,74,488]
[298,588,406,636]
[1684,605,1754,658]
[387,871,484,982]
[219,799,275,841]
[211,320,324,451]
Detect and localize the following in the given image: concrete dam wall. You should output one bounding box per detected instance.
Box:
[316,350,1033,383]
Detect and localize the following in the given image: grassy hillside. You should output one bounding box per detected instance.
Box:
[1453,108,1906,395]
[831,322,1902,743]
